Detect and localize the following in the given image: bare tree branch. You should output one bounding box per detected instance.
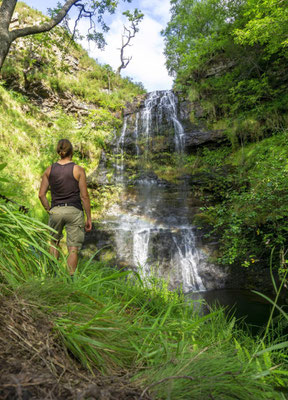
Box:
[0,0,141,71]
[116,10,143,75]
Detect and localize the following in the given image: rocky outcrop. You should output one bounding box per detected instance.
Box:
[87,151,111,188]
[184,128,227,150]
[123,94,146,116]
[177,97,228,150]
[3,7,97,118]
[83,90,271,293]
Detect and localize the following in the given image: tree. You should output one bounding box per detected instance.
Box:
[0,0,132,71]
[234,0,288,57]
[116,9,143,75]
[162,0,288,128]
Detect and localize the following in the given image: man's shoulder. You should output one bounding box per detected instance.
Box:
[45,165,52,176]
[73,164,86,180]
[73,164,85,173]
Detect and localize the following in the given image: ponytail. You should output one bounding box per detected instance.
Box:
[57,139,73,159]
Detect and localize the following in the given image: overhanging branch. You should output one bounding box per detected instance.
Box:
[10,0,81,41]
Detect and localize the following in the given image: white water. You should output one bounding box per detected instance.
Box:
[111,90,207,292]
[158,91,185,152]
[172,228,205,291]
[134,112,140,156]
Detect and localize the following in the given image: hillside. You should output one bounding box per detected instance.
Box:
[0,1,145,221]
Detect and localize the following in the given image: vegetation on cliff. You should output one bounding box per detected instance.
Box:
[162,0,288,274]
[163,0,288,135]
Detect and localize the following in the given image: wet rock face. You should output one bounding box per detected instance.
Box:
[84,219,235,292]
[184,128,227,150]
[84,179,233,293]
[87,151,110,188]
[118,91,228,156]
[177,98,228,150]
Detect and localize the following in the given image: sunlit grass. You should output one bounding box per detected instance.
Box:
[1,201,288,398]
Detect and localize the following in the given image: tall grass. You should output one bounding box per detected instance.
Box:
[1,201,288,398]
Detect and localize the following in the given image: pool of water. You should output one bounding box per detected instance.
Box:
[187,289,279,335]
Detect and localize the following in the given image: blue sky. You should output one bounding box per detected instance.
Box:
[23,0,173,91]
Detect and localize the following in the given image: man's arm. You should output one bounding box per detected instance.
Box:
[77,166,92,232]
[39,167,51,213]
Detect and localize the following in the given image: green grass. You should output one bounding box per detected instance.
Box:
[1,200,288,399]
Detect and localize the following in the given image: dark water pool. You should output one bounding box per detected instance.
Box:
[187,289,281,335]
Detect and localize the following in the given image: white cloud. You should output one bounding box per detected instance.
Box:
[140,0,171,24]
[76,2,173,92]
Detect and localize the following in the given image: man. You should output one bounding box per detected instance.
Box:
[39,139,92,276]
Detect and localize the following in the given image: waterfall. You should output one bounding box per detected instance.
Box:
[108,90,209,292]
[133,228,150,273]
[172,228,205,291]
[142,91,159,138]
[158,91,185,152]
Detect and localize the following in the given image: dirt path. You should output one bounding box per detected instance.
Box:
[0,295,152,400]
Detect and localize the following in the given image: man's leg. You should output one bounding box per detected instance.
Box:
[67,246,79,275]
[65,207,85,276]
[48,208,63,263]
[50,240,60,259]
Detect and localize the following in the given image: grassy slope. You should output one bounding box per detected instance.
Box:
[1,201,288,399]
[0,1,145,220]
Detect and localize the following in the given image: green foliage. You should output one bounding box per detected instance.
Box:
[190,131,288,269]
[163,0,288,139]
[0,201,62,286]
[234,0,288,56]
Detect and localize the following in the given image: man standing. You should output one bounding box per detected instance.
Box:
[39,139,92,276]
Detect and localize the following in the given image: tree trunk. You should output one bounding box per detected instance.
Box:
[0,0,17,70]
[0,30,12,71]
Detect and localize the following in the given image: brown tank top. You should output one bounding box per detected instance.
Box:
[49,162,82,210]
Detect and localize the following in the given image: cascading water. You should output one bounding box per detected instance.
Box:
[158,91,185,153]
[104,90,211,292]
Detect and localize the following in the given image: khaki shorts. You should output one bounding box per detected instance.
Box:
[48,206,85,248]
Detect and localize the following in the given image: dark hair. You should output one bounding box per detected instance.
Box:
[57,139,73,159]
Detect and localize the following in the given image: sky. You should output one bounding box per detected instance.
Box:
[23,0,174,92]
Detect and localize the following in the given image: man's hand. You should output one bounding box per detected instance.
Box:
[85,219,92,232]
